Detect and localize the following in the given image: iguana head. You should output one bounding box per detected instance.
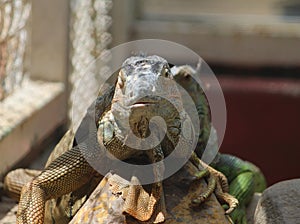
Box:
[172,65,203,104]
[110,55,184,142]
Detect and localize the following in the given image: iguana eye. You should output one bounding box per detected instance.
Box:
[162,67,171,78]
[184,73,191,81]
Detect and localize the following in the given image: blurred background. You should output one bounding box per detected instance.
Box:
[0,0,299,195]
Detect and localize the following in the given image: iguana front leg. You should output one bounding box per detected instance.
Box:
[189,152,239,214]
[114,141,166,222]
[123,145,166,222]
[17,146,96,224]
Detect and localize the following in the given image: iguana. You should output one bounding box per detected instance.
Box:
[172,65,267,223]
[3,55,265,223]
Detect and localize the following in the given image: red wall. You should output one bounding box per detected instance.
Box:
[218,77,300,185]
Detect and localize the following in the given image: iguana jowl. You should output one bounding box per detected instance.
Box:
[3,55,265,224]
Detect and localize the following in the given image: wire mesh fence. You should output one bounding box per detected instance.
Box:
[69,0,113,131]
[0,0,31,101]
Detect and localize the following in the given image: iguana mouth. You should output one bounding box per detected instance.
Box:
[131,101,156,108]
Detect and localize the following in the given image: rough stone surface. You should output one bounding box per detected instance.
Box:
[246,193,261,224]
[70,162,231,224]
[254,179,300,224]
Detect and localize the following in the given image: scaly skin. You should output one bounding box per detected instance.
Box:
[4,56,239,223]
[173,65,267,223]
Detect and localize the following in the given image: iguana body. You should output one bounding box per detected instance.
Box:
[3,56,265,223]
